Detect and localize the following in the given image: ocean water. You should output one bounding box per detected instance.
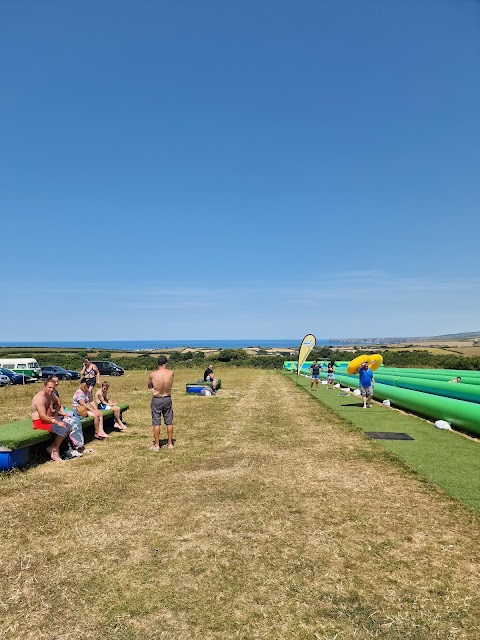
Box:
[0,339,353,351]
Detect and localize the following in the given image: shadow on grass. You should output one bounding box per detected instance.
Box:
[340,403,365,409]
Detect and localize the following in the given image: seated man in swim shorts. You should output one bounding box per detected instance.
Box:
[31,379,71,462]
[148,355,175,451]
[95,381,126,431]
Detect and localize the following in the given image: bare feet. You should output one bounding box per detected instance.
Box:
[148,445,160,452]
[46,446,63,462]
[166,444,174,449]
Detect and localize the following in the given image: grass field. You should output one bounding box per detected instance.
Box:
[290,373,480,515]
[1,369,479,639]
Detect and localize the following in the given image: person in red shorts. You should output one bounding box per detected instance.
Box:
[31,379,71,462]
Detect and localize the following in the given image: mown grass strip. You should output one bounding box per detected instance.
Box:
[287,372,480,515]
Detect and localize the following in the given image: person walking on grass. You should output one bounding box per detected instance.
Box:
[31,379,71,462]
[81,358,100,389]
[357,361,375,408]
[309,360,322,391]
[148,355,174,451]
[326,361,335,390]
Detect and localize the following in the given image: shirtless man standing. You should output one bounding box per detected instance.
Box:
[148,355,174,451]
[31,379,71,462]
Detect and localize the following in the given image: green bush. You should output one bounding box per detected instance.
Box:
[18,347,480,373]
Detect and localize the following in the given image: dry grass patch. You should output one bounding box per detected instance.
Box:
[0,369,479,639]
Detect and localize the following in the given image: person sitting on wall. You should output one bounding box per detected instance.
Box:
[95,381,127,431]
[31,379,71,462]
[48,374,85,457]
[203,363,218,391]
[73,378,109,440]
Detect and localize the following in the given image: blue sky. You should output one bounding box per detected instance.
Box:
[1,0,479,341]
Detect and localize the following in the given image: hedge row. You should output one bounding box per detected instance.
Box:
[5,347,480,372]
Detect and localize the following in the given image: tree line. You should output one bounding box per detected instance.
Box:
[1,347,479,372]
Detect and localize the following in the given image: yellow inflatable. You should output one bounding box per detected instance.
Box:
[346,353,383,375]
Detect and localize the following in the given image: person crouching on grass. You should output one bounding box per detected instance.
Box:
[31,379,71,462]
[95,381,127,431]
[357,361,375,409]
[73,378,109,440]
[203,363,218,391]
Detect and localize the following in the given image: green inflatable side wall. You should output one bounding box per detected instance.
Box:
[354,372,480,404]
[316,371,480,436]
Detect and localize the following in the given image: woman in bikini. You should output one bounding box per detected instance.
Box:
[95,381,126,431]
[81,358,99,389]
[326,362,335,390]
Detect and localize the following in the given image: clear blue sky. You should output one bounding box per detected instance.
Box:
[1,0,479,341]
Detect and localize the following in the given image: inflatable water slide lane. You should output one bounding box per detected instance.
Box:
[323,368,480,437]
[366,373,480,404]
[381,369,480,386]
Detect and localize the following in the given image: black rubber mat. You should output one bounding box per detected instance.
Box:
[365,432,414,441]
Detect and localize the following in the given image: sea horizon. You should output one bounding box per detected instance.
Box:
[0,339,378,351]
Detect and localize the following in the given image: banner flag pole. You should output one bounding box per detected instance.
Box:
[297,334,316,385]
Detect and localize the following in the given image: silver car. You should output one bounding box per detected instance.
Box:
[0,374,11,387]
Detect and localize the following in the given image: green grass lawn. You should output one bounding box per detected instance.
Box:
[289,372,480,515]
[1,369,479,639]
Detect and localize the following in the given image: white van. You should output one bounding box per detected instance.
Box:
[0,358,42,378]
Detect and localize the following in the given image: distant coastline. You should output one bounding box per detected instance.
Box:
[1,332,478,352]
[0,339,341,351]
